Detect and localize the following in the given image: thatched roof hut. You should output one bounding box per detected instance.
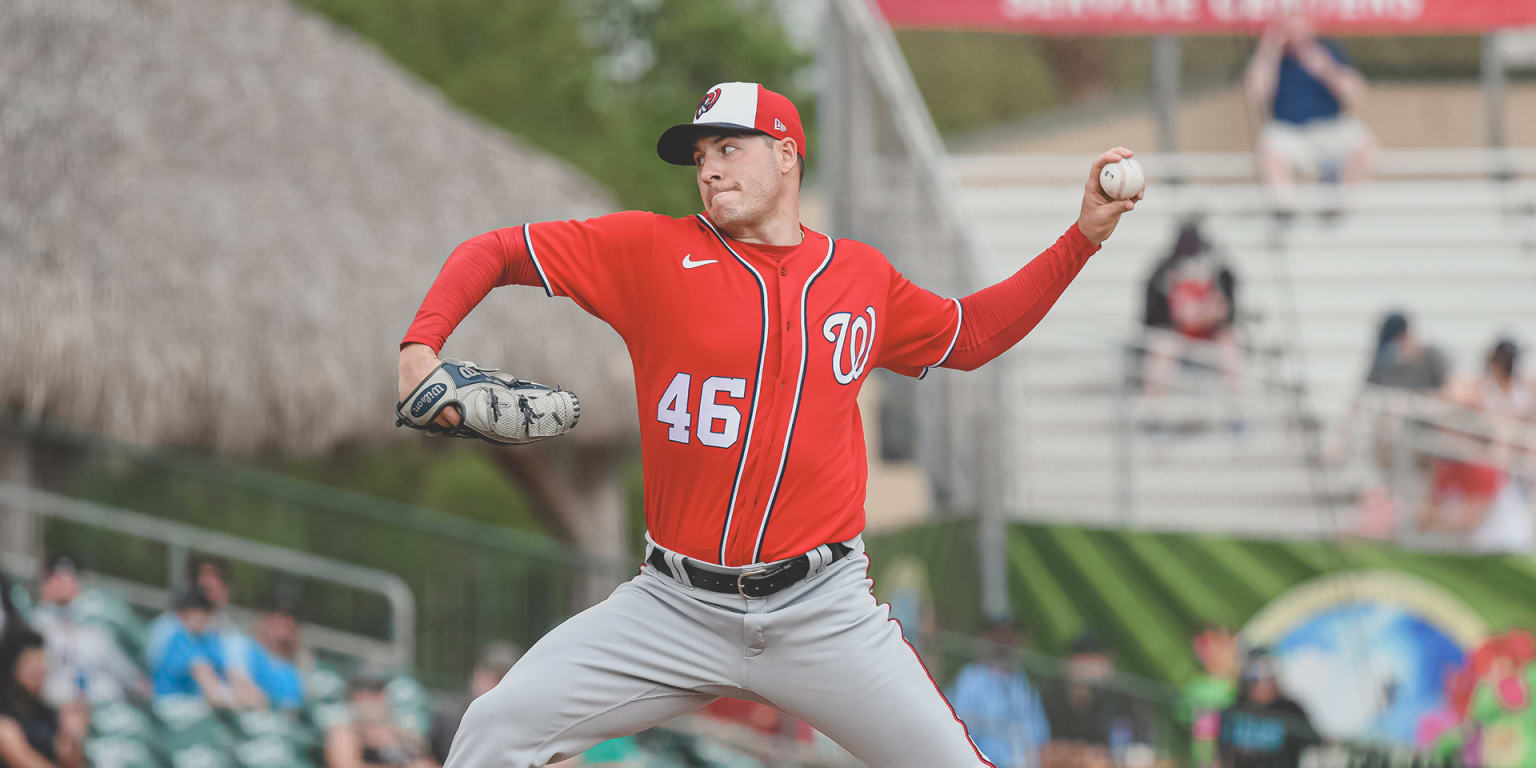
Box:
[0,0,638,457]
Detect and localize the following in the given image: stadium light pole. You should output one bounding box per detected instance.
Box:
[1483,31,1507,151]
[1151,36,1181,153]
[0,433,37,567]
[976,369,1010,620]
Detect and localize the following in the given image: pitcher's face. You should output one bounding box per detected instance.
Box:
[694,133,793,230]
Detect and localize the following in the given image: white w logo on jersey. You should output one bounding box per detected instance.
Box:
[823,307,876,385]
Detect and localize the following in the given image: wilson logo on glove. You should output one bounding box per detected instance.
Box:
[411,383,448,418]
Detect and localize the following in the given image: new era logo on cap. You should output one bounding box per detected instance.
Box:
[657,82,806,166]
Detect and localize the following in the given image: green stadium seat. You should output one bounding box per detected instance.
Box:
[8,582,33,619]
[385,675,432,737]
[233,710,289,739]
[304,667,346,703]
[74,589,141,627]
[234,709,320,752]
[306,700,351,732]
[583,735,641,764]
[153,696,235,751]
[171,743,235,768]
[234,734,314,768]
[153,695,213,730]
[85,736,161,768]
[166,720,236,753]
[74,588,148,660]
[384,675,428,710]
[90,700,158,742]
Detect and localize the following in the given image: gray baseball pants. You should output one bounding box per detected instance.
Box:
[443,538,992,767]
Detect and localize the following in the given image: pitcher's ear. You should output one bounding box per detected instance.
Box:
[779,137,799,175]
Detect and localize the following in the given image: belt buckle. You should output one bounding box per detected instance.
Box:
[736,568,772,598]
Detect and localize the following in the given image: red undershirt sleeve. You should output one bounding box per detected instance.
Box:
[400,227,541,354]
[940,223,1100,372]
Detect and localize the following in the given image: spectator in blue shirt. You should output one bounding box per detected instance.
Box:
[146,555,267,709]
[236,591,304,711]
[1245,15,1375,210]
[146,555,243,666]
[948,617,1050,768]
[150,588,234,707]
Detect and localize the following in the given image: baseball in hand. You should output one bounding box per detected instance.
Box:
[1099,158,1146,200]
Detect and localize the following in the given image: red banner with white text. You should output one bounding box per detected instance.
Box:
[872,0,1536,35]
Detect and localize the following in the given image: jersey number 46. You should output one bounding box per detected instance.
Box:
[657,372,745,448]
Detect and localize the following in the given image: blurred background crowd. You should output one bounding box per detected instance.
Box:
[4,0,1536,766]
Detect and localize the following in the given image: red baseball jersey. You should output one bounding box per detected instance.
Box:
[522,211,960,566]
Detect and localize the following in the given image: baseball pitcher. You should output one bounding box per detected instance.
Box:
[397,82,1140,767]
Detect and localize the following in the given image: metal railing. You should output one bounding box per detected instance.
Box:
[1338,384,1536,552]
[0,481,415,667]
[2,422,626,689]
[991,319,1332,528]
[952,148,1536,185]
[1008,315,1536,553]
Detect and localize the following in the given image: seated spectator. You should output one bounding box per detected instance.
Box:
[146,555,264,709]
[1451,339,1535,496]
[0,626,85,768]
[1218,649,1318,768]
[1140,221,1243,431]
[1479,339,1529,420]
[429,642,519,763]
[1365,312,1447,393]
[1416,418,1531,553]
[147,555,238,661]
[230,591,304,711]
[325,674,437,768]
[1353,312,1451,537]
[1448,338,1533,430]
[1180,625,1238,768]
[948,616,1050,768]
[1245,15,1375,210]
[28,555,148,707]
[1040,632,1152,768]
[151,588,240,708]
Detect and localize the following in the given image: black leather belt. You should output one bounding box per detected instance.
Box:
[646,543,853,598]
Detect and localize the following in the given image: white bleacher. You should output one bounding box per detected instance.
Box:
[951,150,1536,538]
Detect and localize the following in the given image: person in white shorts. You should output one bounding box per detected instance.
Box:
[1246,16,1376,208]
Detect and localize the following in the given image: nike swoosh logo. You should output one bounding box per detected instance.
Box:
[682,254,718,269]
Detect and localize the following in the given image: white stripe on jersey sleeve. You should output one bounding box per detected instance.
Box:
[918,298,964,380]
[522,222,554,298]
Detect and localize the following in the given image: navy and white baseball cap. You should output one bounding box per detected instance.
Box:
[656,82,806,166]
